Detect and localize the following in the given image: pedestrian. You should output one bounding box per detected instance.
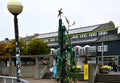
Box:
[49,66,53,79]
[113,64,117,72]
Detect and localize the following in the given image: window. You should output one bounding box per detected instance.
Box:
[80,35,83,38]
[89,33,97,37]
[90,46,96,52]
[104,45,108,52]
[98,45,108,52]
[75,48,79,56]
[50,38,55,42]
[72,35,78,39]
[44,39,48,42]
[83,34,87,37]
[80,34,87,38]
[98,46,102,52]
[98,31,108,36]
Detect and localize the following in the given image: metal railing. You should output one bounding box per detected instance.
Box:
[93,65,99,83]
[94,65,99,76]
[0,76,29,83]
[39,66,48,79]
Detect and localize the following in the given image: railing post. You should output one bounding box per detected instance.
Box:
[12,78,14,83]
[0,76,29,83]
[4,78,6,83]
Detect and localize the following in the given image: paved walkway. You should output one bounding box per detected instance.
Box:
[109,71,120,74]
[24,71,120,83]
[24,78,56,83]
[24,78,88,83]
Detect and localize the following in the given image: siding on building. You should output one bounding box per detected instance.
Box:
[34,21,120,65]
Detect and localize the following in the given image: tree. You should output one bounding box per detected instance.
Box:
[26,38,50,55]
[0,43,7,56]
[5,39,27,56]
[0,42,11,60]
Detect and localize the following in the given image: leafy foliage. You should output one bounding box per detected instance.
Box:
[26,38,50,55]
[0,38,50,60]
[0,43,7,56]
[0,42,10,60]
[5,39,27,56]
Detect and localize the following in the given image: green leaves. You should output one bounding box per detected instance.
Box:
[0,43,7,56]
[26,38,50,55]
[0,38,50,57]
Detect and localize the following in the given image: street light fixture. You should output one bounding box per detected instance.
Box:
[7,0,23,82]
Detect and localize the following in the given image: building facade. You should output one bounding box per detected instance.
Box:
[36,21,120,66]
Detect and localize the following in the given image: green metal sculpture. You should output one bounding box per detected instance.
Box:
[56,8,77,83]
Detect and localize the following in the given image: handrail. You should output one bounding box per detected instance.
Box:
[0,76,29,83]
[39,66,48,79]
[94,65,98,75]
[41,66,48,73]
[93,65,99,83]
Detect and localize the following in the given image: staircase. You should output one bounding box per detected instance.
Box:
[95,72,120,83]
[39,65,48,79]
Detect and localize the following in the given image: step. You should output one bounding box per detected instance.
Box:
[95,74,120,83]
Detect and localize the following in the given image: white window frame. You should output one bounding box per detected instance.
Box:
[90,46,96,52]
[98,31,108,36]
[50,38,55,42]
[104,45,108,52]
[98,45,108,52]
[98,46,102,52]
[44,39,48,42]
[72,35,78,39]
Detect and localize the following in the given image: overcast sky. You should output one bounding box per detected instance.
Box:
[0,0,120,40]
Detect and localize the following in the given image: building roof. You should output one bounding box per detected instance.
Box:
[21,34,39,42]
[72,38,98,45]
[36,21,115,39]
[94,21,115,31]
[73,34,120,45]
[36,32,58,39]
[47,34,120,47]
[97,34,120,42]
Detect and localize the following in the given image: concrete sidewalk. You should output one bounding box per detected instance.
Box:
[109,71,120,75]
[24,71,120,83]
[24,78,88,83]
[24,78,56,83]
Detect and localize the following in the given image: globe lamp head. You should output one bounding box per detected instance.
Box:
[7,0,23,15]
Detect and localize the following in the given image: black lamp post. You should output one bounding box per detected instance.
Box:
[7,0,23,82]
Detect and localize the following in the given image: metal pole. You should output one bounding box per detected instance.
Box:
[14,15,21,83]
[101,42,104,65]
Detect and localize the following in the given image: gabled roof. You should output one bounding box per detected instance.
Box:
[72,38,98,44]
[35,25,99,38]
[74,34,120,44]
[69,25,99,34]
[36,21,115,38]
[97,34,120,42]
[94,21,115,31]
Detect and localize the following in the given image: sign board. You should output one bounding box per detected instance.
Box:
[84,64,89,80]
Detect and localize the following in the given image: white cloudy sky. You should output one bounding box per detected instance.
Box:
[0,0,120,40]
